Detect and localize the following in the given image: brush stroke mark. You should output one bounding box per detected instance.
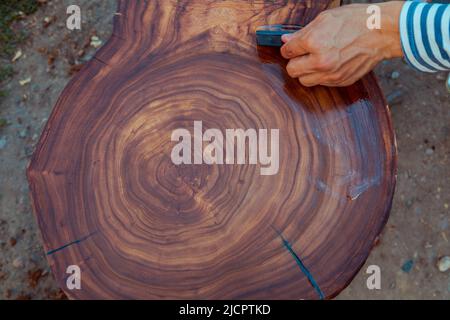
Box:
[272,226,325,300]
[308,177,347,204]
[348,175,381,200]
[47,231,98,256]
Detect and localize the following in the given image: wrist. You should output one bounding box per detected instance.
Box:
[378,1,404,59]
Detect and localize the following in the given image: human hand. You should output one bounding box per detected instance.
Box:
[280,2,404,87]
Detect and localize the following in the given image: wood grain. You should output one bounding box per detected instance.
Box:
[27,0,396,299]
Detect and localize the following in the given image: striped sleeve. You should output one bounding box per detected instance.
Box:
[399,1,450,72]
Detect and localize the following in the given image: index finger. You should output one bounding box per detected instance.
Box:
[280,32,309,59]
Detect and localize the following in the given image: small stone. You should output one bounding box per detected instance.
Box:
[19,77,31,86]
[386,89,404,106]
[90,36,103,48]
[18,129,27,138]
[425,148,434,155]
[436,73,446,81]
[12,257,24,269]
[81,52,94,62]
[405,198,414,208]
[401,259,414,273]
[0,136,6,150]
[437,256,450,272]
[11,49,22,63]
[43,16,54,28]
[24,145,34,158]
[391,71,400,79]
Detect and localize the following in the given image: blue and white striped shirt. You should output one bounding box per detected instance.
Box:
[400,1,450,72]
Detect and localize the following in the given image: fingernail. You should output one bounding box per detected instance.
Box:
[281,34,292,43]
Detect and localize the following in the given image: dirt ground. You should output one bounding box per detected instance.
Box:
[0,0,449,300]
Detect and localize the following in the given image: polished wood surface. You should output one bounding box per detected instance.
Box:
[27,0,396,299]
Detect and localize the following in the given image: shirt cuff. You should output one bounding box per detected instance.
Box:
[399,1,450,73]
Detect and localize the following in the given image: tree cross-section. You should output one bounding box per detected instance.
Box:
[27,0,396,299]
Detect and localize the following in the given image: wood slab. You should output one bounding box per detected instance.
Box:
[27,0,396,299]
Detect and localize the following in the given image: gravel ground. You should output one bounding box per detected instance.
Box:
[0,0,449,299]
